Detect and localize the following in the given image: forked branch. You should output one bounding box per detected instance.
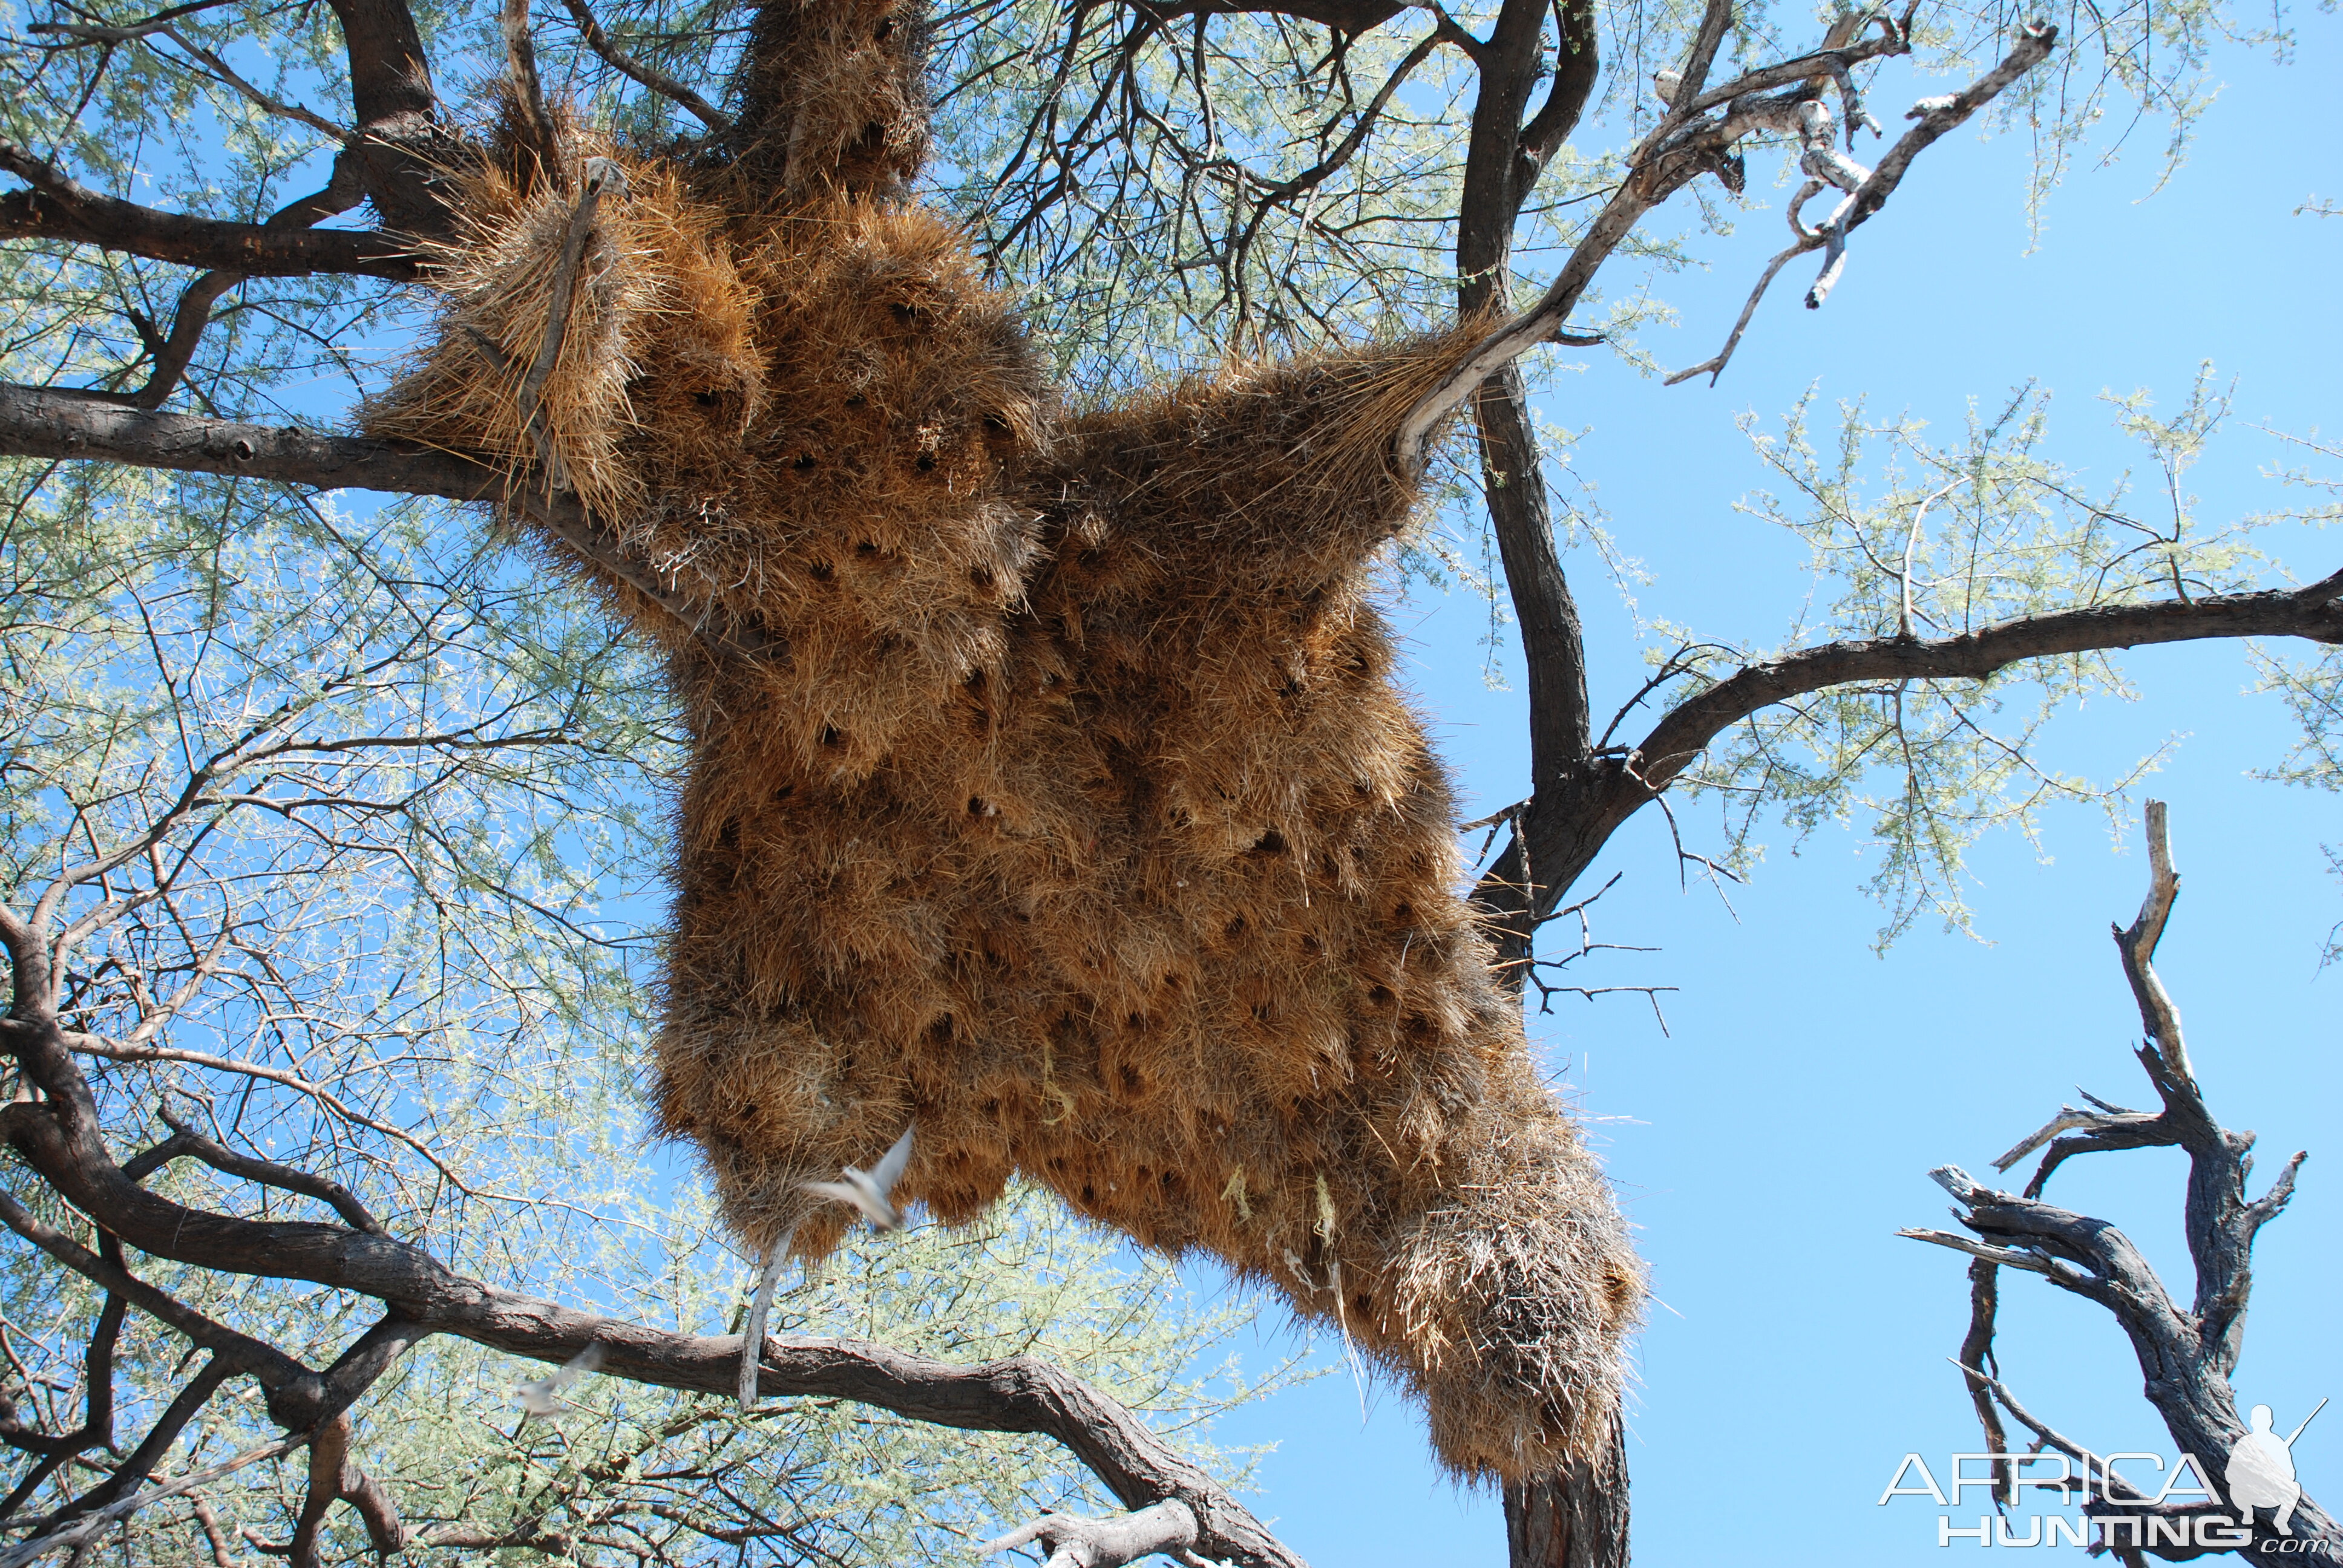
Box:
[0,140,416,280]
[1666,22,2058,385]
[1397,10,2064,463]
[1898,802,2336,1561]
[124,1107,385,1236]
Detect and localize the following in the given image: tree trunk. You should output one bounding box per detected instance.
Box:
[1503,1413,1630,1568]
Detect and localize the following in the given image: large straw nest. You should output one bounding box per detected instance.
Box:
[371,0,1642,1482]
[365,143,756,521]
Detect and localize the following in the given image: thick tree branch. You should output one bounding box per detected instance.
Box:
[324,0,434,128]
[0,386,775,661]
[1665,0,1735,114]
[0,1163,318,1403]
[1835,28,2055,239]
[1518,0,1601,177]
[87,169,369,410]
[1457,0,1561,269]
[1453,0,1603,993]
[0,381,516,496]
[321,0,454,234]
[1957,1259,2014,1504]
[0,995,1305,1567]
[0,140,416,280]
[120,270,247,408]
[1632,579,2343,795]
[1470,364,1591,975]
[286,1412,406,1568]
[1487,570,2343,912]
[1907,1165,2166,1318]
[1502,1408,1627,1568]
[1447,0,1634,1543]
[2115,798,2188,1076]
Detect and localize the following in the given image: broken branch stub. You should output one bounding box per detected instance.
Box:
[1664,21,2059,386]
[981,1499,1204,1568]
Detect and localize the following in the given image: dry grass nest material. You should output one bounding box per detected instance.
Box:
[368,0,1642,1481]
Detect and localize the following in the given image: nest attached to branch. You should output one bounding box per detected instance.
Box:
[367,0,1641,1484]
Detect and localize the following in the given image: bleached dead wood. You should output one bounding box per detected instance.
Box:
[982,1498,1211,1568]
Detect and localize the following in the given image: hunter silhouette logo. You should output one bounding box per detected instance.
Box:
[1878,1399,2327,1550]
[2229,1400,2326,1538]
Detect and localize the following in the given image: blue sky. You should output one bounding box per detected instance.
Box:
[1196,14,2342,1563]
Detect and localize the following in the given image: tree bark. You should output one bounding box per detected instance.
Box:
[1452,0,1599,973]
[321,0,459,234]
[1504,1411,1629,1568]
[1448,5,1629,1561]
[0,143,416,280]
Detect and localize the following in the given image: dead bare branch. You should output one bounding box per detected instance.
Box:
[1901,802,2337,1560]
[981,1498,1204,1568]
[1662,22,2060,385]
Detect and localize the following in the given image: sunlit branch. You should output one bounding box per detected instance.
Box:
[1668,22,2059,383]
[0,386,778,662]
[1403,18,2071,456]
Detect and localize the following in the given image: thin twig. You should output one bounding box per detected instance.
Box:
[0,1434,306,1567]
[557,0,730,131]
[30,22,347,138]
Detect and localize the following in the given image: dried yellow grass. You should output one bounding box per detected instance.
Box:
[368,0,1641,1483]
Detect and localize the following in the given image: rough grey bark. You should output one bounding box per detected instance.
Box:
[1904,802,2337,1563]
[981,1497,1204,1568]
